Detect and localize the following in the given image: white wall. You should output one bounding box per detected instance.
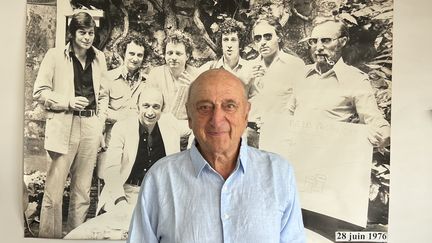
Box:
[1,1,431,242]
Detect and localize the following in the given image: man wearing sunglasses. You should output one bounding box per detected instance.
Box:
[247,17,305,148]
[289,18,390,147]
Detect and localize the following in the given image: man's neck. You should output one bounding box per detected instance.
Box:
[198,145,240,180]
[127,68,139,77]
[72,42,88,60]
[170,65,186,80]
[262,50,279,68]
[223,55,240,70]
[139,119,156,134]
[316,63,333,74]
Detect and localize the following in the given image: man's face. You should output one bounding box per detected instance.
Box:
[309,21,347,66]
[222,32,240,62]
[165,42,188,69]
[124,41,145,73]
[253,22,279,60]
[73,27,95,51]
[138,90,163,127]
[187,70,250,156]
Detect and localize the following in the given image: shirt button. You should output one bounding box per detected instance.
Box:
[144,139,146,141]
[222,187,227,193]
[223,214,229,220]
[144,169,147,171]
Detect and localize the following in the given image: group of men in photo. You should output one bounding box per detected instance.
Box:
[32,9,389,240]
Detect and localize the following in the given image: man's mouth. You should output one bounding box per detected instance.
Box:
[144,115,156,121]
[260,47,269,53]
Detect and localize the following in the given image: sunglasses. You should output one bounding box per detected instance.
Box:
[253,33,273,43]
[306,36,343,46]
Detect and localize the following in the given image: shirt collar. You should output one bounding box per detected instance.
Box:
[190,139,248,178]
[215,57,246,72]
[139,121,159,136]
[305,58,348,80]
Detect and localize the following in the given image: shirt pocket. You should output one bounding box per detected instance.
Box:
[109,82,130,110]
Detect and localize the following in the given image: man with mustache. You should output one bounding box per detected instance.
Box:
[32,12,108,238]
[96,87,191,217]
[290,18,390,147]
[97,33,149,179]
[127,69,306,243]
[247,16,305,148]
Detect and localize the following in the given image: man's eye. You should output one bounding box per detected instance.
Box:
[222,38,229,42]
[175,52,182,56]
[167,51,173,55]
[143,104,150,108]
[223,103,238,112]
[321,38,332,44]
[197,104,213,113]
[153,104,161,110]
[137,54,144,58]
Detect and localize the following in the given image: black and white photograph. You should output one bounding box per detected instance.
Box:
[23,0,393,241]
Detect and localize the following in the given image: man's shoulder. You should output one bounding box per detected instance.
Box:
[107,67,123,80]
[148,65,165,75]
[279,52,305,66]
[246,146,293,170]
[335,61,368,83]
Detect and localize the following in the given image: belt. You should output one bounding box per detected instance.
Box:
[73,109,96,117]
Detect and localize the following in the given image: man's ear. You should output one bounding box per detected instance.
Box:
[185,104,192,129]
[340,36,348,47]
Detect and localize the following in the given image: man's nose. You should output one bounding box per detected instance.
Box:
[209,106,225,126]
[315,40,325,50]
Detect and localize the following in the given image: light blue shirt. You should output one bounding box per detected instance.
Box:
[127,140,306,243]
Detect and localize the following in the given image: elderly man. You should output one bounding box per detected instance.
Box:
[32,12,108,238]
[290,19,390,147]
[247,16,305,147]
[127,69,305,243]
[98,33,148,179]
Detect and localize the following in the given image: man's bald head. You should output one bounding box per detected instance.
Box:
[185,68,251,159]
[186,68,248,107]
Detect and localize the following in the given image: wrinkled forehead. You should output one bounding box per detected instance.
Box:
[190,71,246,103]
[311,22,342,38]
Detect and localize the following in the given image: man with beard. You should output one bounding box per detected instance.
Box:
[290,18,390,147]
[32,12,108,238]
[247,16,305,147]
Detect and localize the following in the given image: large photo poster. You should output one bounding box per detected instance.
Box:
[23,0,392,241]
